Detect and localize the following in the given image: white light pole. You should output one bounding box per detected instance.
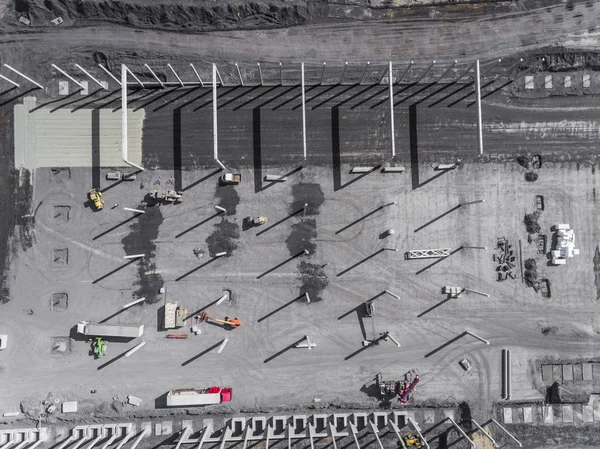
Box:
[388,61,395,158]
[301,62,307,160]
[476,60,483,155]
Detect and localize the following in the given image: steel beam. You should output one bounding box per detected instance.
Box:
[328,423,338,449]
[0,74,19,87]
[398,61,413,84]
[466,330,490,345]
[447,418,475,448]
[257,63,264,86]
[234,63,244,86]
[122,63,128,163]
[129,429,148,449]
[389,61,395,157]
[52,64,86,89]
[287,423,292,449]
[359,61,370,84]
[301,62,307,160]
[75,64,106,89]
[213,63,218,161]
[218,427,230,449]
[196,423,212,449]
[189,64,204,86]
[369,422,384,449]
[175,428,191,449]
[280,62,283,86]
[415,61,435,84]
[307,424,315,449]
[475,60,483,155]
[123,65,144,88]
[489,419,522,447]
[320,62,326,84]
[167,64,184,87]
[387,421,407,449]
[438,60,457,82]
[455,62,475,83]
[4,64,44,89]
[115,430,135,449]
[144,64,164,88]
[98,64,121,86]
[470,420,498,447]
[348,422,360,449]
[340,61,348,84]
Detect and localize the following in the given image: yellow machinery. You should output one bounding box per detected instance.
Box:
[403,433,422,448]
[88,188,104,211]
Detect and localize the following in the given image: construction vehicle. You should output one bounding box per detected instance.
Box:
[91,337,107,358]
[402,432,423,448]
[375,373,399,399]
[219,173,241,185]
[77,321,144,338]
[248,216,267,226]
[88,188,104,211]
[166,386,232,407]
[149,190,183,203]
[397,375,420,404]
[198,311,241,329]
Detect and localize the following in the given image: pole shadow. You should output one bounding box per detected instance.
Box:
[253,85,298,109]
[253,107,262,193]
[92,259,138,284]
[428,81,474,108]
[393,82,438,107]
[448,78,496,108]
[336,206,385,234]
[330,83,382,109]
[176,257,219,281]
[264,341,298,363]
[424,332,467,358]
[182,340,224,366]
[183,296,225,321]
[181,168,223,192]
[417,168,455,189]
[98,304,139,323]
[91,109,100,189]
[257,250,306,279]
[175,212,222,238]
[337,249,384,277]
[93,213,143,240]
[415,247,463,275]
[409,103,419,190]
[256,208,304,236]
[466,79,512,107]
[132,86,179,112]
[345,342,375,361]
[193,86,241,111]
[173,107,182,191]
[311,84,358,110]
[417,296,454,318]
[269,84,318,110]
[414,204,461,232]
[97,345,134,370]
[219,85,261,109]
[257,294,304,322]
[233,85,279,111]
[29,89,81,112]
[260,166,303,192]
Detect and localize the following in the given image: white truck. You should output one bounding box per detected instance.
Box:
[166,387,232,407]
[76,321,144,338]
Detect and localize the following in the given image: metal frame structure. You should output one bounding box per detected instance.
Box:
[406,248,451,259]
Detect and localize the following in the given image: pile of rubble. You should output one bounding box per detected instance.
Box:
[494,237,516,281]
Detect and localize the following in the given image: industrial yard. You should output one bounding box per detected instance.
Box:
[2,0,600,448]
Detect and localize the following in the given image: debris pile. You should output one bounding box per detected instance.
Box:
[494,237,516,281]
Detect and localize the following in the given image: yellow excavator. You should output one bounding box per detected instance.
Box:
[88,188,104,211]
[402,432,422,448]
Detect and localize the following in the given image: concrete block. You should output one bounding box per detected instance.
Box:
[573,363,583,381]
[62,402,78,413]
[140,423,151,436]
[594,399,600,422]
[230,418,246,438]
[391,412,407,428]
[563,364,574,381]
[272,416,287,436]
[372,412,388,430]
[542,364,553,382]
[311,415,328,436]
[564,75,572,88]
[562,405,573,423]
[552,364,563,381]
[544,406,554,424]
[503,408,513,424]
[332,414,348,433]
[574,404,583,425]
[523,407,533,423]
[583,73,591,88]
[181,421,193,433]
[58,81,69,96]
[161,422,172,435]
[583,363,593,381]
[291,415,307,436]
[350,167,376,173]
[583,405,594,423]
[80,81,89,95]
[443,410,455,421]
[264,175,288,182]
[382,166,405,173]
[525,75,534,90]
[352,413,368,431]
[544,75,552,89]
[154,424,161,436]
[423,410,435,425]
